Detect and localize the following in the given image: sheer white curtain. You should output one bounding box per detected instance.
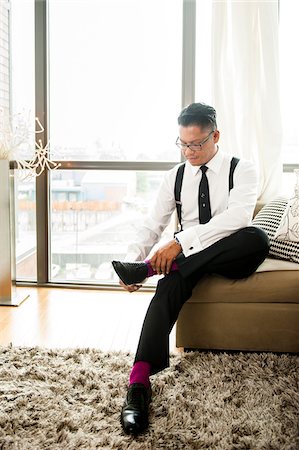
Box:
[211,0,282,202]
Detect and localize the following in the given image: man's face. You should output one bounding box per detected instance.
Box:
[178,125,220,166]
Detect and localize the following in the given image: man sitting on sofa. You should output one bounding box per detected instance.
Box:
[112,102,270,435]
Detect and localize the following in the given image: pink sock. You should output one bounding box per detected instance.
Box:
[129,361,151,388]
[172,261,179,271]
[145,259,157,277]
[145,260,179,277]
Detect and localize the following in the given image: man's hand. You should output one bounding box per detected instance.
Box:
[119,279,142,293]
[150,239,182,275]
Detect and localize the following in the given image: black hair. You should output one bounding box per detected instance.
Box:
[178,102,217,130]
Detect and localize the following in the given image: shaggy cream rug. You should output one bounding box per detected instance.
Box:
[0,346,298,450]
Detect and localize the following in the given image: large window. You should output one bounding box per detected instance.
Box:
[46,0,183,286]
[7,0,184,287]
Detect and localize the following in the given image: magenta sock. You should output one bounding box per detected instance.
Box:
[129,361,151,388]
[172,261,179,271]
[145,259,179,277]
[145,260,157,277]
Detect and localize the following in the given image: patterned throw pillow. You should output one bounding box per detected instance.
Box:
[252,198,299,263]
[273,181,299,242]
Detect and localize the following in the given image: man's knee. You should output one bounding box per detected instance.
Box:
[156,271,184,290]
[241,226,270,252]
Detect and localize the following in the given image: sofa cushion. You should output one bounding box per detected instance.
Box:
[190,269,299,304]
[256,257,299,272]
[252,198,299,263]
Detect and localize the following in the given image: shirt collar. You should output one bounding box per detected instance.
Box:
[186,147,224,176]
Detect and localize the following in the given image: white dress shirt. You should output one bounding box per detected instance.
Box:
[126,149,258,261]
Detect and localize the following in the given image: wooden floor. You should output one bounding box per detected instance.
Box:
[0,287,176,353]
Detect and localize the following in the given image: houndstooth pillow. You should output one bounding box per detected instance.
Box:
[252,197,299,264]
[273,183,299,242]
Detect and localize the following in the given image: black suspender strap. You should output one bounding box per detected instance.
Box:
[174,156,240,229]
[174,163,185,230]
[229,157,240,191]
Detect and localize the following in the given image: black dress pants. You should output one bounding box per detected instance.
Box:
[134,226,270,375]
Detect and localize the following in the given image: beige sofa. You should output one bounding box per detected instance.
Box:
[176,205,299,353]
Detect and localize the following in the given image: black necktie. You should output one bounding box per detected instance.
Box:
[199,165,211,224]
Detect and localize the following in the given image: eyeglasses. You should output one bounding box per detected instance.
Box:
[175,130,215,152]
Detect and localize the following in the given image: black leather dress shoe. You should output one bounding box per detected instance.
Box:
[121,383,152,435]
[112,261,148,285]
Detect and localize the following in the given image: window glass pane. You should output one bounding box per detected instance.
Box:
[281,171,298,198]
[279,1,299,164]
[10,0,35,159]
[15,174,37,280]
[0,1,10,117]
[195,0,212,104]
[48,0,182,162]
[9,0,37,281]
[50,170,175,285]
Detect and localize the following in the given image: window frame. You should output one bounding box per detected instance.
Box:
[18,0,196,290]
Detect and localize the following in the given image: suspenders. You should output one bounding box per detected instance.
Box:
[229,156,240,191]
[174,157,240,230]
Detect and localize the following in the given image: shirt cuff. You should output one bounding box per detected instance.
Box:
[175,228,203,257]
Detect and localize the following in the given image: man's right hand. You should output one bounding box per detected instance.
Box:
[119,279,142,293]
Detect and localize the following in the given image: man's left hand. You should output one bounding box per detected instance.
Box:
[150,239,182,275]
